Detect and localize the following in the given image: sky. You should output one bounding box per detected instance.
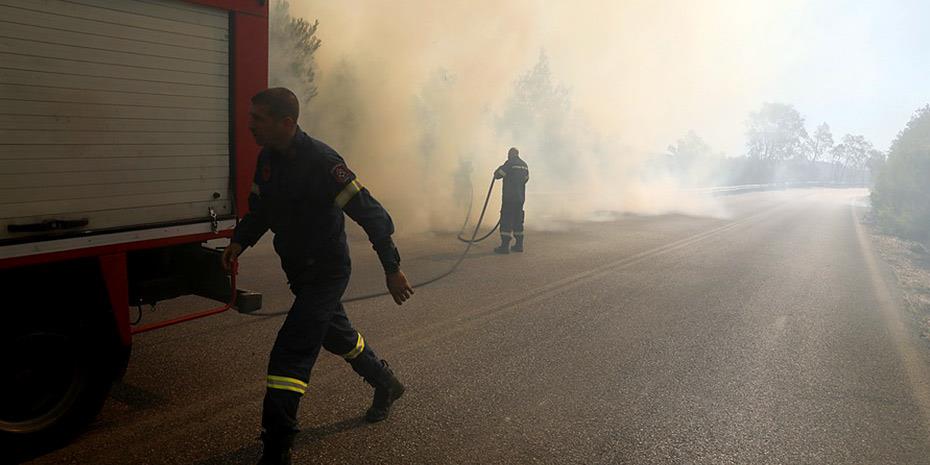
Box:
[765,0,930,153]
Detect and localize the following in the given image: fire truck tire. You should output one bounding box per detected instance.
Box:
[0,324,117,460]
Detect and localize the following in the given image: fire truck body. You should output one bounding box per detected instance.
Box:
[0,0,268,447]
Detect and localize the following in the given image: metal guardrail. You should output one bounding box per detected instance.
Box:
[525,182,868,198]
[689,181,868,195]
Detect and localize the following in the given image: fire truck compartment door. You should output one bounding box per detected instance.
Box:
[0,0,232,241]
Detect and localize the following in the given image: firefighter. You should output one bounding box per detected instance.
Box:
[221,88,414,465]
[494,147,530,253]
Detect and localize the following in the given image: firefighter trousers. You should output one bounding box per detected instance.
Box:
[262,270,387,437]
[500,201,525,239]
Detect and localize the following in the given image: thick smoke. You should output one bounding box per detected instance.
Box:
[273,1,802,234]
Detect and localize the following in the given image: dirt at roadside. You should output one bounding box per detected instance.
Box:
[867,221,930,342]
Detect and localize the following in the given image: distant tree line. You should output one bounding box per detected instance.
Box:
[665,103,882,187]
[743,103,881,184]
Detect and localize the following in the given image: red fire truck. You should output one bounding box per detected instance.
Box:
[0,0,268,447]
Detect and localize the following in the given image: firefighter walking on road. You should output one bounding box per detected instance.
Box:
[222,88,414,465]
[494,147,530,254]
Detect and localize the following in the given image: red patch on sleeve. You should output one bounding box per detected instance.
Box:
[261,164,272,182]
[331,163,354,184]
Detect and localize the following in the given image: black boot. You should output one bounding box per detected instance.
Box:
[257,431,295,465]
[364,360,405,423]
[511,235,524,252]
[494,235,511,254]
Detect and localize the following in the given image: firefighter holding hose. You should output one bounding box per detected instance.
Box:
[494,147,530,254]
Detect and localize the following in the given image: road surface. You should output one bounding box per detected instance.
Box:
[26,188,930,464]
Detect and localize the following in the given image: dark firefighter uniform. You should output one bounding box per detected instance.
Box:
[231,127,402,448]
[494,156,529,252]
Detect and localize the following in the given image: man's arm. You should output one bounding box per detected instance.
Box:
[328,160,413,304]
[233,182,270,248]
[338,180,400,273]
[494,164,507,180]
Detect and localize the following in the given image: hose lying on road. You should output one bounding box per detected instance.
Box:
[244,175,500,316]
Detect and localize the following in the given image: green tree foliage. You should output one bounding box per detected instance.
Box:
[666,131,712,175]
[834,134,873,169]
[668,131,712,163]
[269,0,322,104]
[746,103,809,161]
[497,52,576,181]
[304,60,362,151]
[872,105,930,243]
[866,150,886,178]
[414,69,456,168]
[808,122,834,163]
[498,52,570,141]
[831,134,874,183]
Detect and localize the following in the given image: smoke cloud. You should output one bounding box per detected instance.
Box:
[273,0,805,234]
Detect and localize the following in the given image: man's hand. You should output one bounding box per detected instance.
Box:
[386,270,414,305]
[222,242,243,272]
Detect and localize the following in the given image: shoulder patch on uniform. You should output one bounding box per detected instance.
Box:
[331,163,354,184]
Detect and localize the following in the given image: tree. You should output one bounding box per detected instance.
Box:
[872,105,930,243]
[304,60,362,152]
[808,122,834,163]
[498,51,570,140]
[269,0,322,105]
[497,51,575,181]
[866,149,886,178]
[414,68,457,168]
[829,141,846,172]
[840,134,873,170]
[830,134,873,183]
[745,103,809,161]
[667,131,712,174]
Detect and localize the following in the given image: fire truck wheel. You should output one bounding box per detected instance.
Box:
[0,326,114,458]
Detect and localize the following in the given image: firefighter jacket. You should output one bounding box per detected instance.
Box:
[232,128,400,281]
[494,156,530,204]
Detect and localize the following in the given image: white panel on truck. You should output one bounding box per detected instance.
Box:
[0,0,231,242]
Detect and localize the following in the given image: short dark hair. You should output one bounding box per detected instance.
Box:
[508,147,519,156]
[251,87,299,120]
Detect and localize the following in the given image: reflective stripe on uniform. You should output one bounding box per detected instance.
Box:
[495,168,507,178]
[266,375,308,395]
[500,231,512,237]
[342,332,365,360]
[251,182,261,195]
[335,180,363,208]
[513,231,524,237]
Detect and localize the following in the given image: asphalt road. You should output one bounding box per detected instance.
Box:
[26,188,930,465]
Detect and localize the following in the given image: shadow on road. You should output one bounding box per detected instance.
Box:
[109,382,167,410]
[191,417,370,465]
[423,250,498,262]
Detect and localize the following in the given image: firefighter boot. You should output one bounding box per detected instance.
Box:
[494,235,511,254]
[511,235,524,252]
[364,360,405,422]
[257,430,295,465]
